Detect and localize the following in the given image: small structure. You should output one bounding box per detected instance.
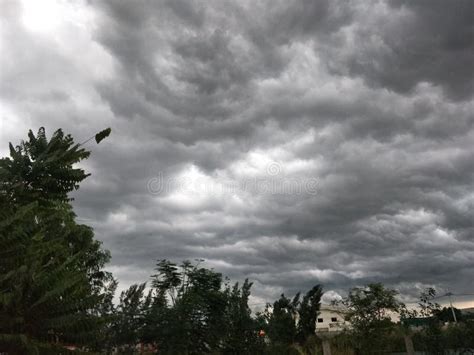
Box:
[461,307,474,318]
[315,305,350,333]
[315,305,351,355]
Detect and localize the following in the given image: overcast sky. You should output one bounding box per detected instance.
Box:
[1,0,473,307]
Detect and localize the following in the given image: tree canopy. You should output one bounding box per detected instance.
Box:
[0,128,112,353]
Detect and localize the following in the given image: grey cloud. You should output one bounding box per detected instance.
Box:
[322,0,474,101]
[1,0,473,305]
[264,0,354,43]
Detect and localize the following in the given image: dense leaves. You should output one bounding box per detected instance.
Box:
[297,285,323,343]
[402,288,474,354]
[150,261,260,354]
[336,283,404,354]
[1,127,90,206]
[265,293,299,346]
[111,260,322,355]
[0,128,111,353]
[95,128,112,144]
[220,279,265,354]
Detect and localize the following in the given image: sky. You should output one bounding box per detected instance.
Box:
[1,0,473,308]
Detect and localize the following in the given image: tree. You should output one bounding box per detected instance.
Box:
[0,128,111,289]
[0,203,105,354]
[265,293,300,349]
[417,287,440,317]
[338,283,403,354]
[112,283,150,353]
[402,287,444,354]
[146,260,227,354]
[90,277,118,353]
[258,284,323,353]
[297,285,323,344]
[220,279,265,354]
[0,127,90,206]
[408,288,474,353]
[142,262,267,354]
[0,128,112,353]
[434,307,462,323]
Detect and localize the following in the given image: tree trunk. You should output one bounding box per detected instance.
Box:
[322,339,332,355]
[404,334,415,355]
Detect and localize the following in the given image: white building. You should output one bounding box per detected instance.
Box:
[315,305,350,333]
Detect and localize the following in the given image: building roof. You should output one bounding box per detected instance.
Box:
[460,307,474,315]
[319,304,348,313]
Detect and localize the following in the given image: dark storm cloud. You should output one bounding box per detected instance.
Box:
[320,0,474,101]
[1,0,473,303]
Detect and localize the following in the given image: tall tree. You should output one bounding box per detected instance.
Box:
[220,279,265,354]
[0,127,111,288]
[297,284,323,344]
[0,128,111,353]
[147,260,227,354]
[338,283,403,354]
[402,287,444,354]
[265,293,300,346]
[113,283,149,353]
[259,284,323,353]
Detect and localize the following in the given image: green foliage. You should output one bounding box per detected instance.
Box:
[95,128,112,144]
[412,321,474,353]
[0,128,112,353]
[220,279,266,354]
[113,283,151,353]
[0,128,111,287]
[255,285,323,353]
[406,288,474,353]
[444,321,474,349]
[337,283,403,354]
[1,127,90,206]
[0,202,103,353]
[418,287,441,317]
[297,285,323,344]
[265,293,300,346]
[434,306,462,323]
[111,260,268,354]
[148,260,227,354]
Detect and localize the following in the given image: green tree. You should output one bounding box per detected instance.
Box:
[147,260,227,354]
[434,306,462,323]
[265,293,300,349]
[406,288,470,354]
[406,287,444,354]
[113,283,150,353]
[0,128,111,353]
[258,285,323,354]
[220,279,265,354]
[0,203,105,354]
[90,277,118,353]
[409,299,474,354]
[296,285,323,344]
[338,283,403,354]
[0,127,111,289]
[418,287,440,317]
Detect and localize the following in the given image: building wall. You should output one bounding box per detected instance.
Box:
[315,307,349,333]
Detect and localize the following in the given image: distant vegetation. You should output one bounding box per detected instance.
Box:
[1,128,473,354]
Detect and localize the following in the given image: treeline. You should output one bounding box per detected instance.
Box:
[0,128,473,354]
[105,259,323,354]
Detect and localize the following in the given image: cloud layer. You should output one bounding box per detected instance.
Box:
[1,0,473,305]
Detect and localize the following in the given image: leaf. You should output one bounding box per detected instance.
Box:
[94,127,111,144]
[8,142,19,159]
